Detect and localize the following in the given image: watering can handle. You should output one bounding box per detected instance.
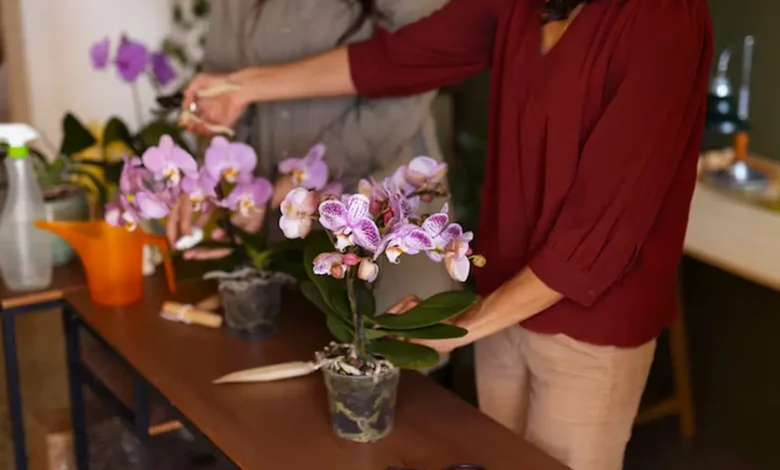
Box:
[143,235,177,295]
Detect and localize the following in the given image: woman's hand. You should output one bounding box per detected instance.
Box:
[181,72,251,136]
[386,295,470,354]
[165,194,266,260]
[271,175,298,210]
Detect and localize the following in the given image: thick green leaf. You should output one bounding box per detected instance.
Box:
[302,232,349,316]
[67,168,106,205]
[299,281,346,320]
[326,316,353,343]
[102,116,134,149]
[369,340,440,370]
[76,160,124,185]
[138,120,191,154]
[371,290,478,330]
[60,113,97,156]
[376,323,468,340]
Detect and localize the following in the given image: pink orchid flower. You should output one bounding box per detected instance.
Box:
[279,188,319,239]
[318,194,382,253]
[278,144,329,191]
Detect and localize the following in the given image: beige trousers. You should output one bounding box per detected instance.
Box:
[475,324,655,470]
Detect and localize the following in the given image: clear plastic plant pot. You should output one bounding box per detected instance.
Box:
[211,269,289,339]
[321,364,401,443]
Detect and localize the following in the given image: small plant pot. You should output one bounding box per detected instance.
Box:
[206,268,290,339]
[322,364,400,443]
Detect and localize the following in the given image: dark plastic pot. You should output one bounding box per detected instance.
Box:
[213,269,289,339]
[322,365,400,443]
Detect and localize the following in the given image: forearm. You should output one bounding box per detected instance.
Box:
[231,48,356,104]
[456,267,563,343]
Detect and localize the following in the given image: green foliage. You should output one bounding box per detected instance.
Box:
[300,234,478,370]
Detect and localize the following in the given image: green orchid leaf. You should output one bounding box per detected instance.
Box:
[76,160,124,185]
[102,116,134,150]
[67,168,107,206]
[369,340,440,370]
[355,284,376,324]
[326,316,353,343]
[376,323,468,340]
[299,281,348,321]
[302,232,349,316]
[371,290,478,330]
[60,113,97,156]
[138,120,192,154]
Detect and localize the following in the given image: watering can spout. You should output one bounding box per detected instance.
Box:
[33,220,176,306]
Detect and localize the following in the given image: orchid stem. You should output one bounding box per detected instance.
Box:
[131,83,144,129]
[346,272,368,364]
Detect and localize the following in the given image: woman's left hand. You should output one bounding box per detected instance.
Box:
[386,295,471,353]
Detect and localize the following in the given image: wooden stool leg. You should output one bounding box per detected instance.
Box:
[671,284,696,440]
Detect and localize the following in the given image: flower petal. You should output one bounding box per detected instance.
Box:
[444,254,470,282]
[318,200,348,232]
[104,203,122,226]
[277,157,301,174]
[279,216,311,239]
[422,211,449,237]
[135,191,169,218]
[346,194,370,222]
[351,218,382,253]
[230,142,258,174]
[170,145,198,176]
[313,252,343,276]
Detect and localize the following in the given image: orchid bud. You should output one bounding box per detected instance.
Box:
[342,253,360,266]
[330,264,347,279]
[421,193,434,203]
[357,259,380,283]
[471,254,487,268]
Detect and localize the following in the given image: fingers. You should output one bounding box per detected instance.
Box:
[386,295,422,315]
[183,247,233,260]
[165,197,181,246]
[271,175,295,210]
[182,74,210,114]
[178,196,194,239]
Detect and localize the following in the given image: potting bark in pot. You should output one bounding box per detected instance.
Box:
[278,155,484,442]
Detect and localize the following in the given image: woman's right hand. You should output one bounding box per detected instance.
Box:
[181,72,255,136]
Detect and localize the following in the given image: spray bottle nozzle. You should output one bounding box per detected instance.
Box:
[0,123,38,159]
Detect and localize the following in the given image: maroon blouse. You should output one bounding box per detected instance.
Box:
[349,0,712,347]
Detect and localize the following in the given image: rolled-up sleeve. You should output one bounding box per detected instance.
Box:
[528,2,712,307]
[348,0,500,97]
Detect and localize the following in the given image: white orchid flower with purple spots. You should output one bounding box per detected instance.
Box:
[442,228,474,282]
[141,135,197,186]
[404,156,447,191]
[313,252,347,279]
[278,144,329,191]
[204,137,257,183]
[221,177,273,216]
[279,188,319,239]
[318,194,382,253]
[181,168,218,212]
[376,223,434,264]
[382,180,419,228]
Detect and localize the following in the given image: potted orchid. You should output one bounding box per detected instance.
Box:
[106,134,296,338]
[277,157,484,443]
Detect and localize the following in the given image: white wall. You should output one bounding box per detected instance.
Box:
[2,0,173,148]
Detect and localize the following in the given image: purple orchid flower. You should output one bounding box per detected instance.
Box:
[151,51,176,86]
[279,188,319,239]
[90,38,110,69]
[181,168,218,212]
[404,156,447,191]
[313,252,347,279]
[318,194,382,253]
[222,177,273,216]
[141,135,197,186]
[115,37,148,83]
[442,228,474,282]
[204,137,257,183]
[132,190,170,219]
[382,180,419,228]
[277,144,329,191]
[376,223,434,264]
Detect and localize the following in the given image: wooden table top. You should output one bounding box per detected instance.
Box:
[64,277,569,470]
[0,261,85,310]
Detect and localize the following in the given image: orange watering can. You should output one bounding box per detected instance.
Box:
[34,220,176,306]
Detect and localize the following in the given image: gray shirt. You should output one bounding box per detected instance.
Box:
[202,0,448,187]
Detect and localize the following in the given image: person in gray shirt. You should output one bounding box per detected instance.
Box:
[167,0,457,370]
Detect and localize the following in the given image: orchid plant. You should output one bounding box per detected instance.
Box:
[105,134,282,271]
[278,156,485,372]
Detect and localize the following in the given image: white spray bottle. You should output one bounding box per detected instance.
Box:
[0,123,53,290]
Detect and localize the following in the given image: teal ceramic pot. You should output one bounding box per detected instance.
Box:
[43,186,89,266]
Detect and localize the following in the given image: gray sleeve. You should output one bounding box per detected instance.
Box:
[201,0,236,74]
[315,0,450,183]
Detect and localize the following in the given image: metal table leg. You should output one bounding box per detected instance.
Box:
[2,308,27,470]
[63,305,89,470]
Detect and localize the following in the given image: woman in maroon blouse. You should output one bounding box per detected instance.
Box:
[183,0,712,468]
